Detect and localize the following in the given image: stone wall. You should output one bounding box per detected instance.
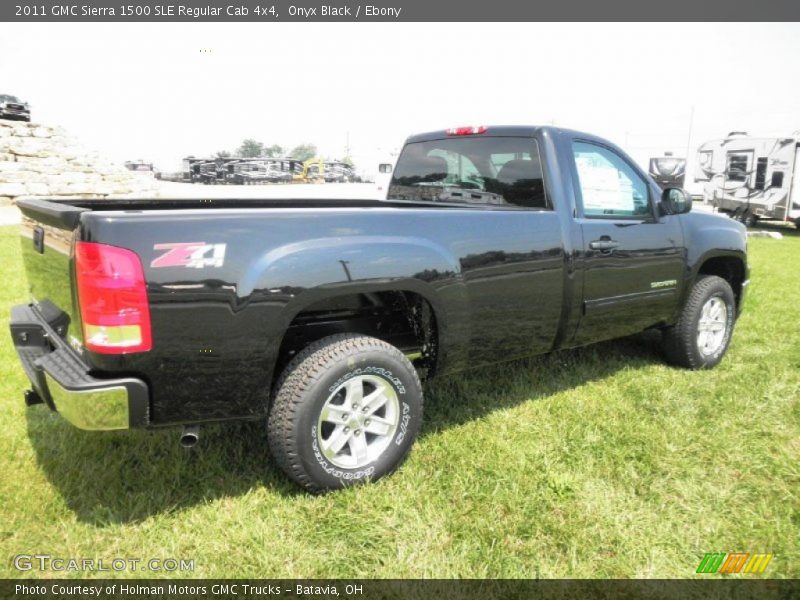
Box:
[0,120,160,206]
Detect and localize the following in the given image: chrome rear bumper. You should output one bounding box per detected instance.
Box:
[10,303,149,430]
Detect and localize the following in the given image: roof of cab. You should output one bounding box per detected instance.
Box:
[403,126,629,156]
[405,126,547,143]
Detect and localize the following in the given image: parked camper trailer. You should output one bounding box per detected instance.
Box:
[649,153,686,190]
[124,160,155,173]
[323,161,355,183]
[696,131,800,227]
[226,159,269,184]
[184,157,231,184]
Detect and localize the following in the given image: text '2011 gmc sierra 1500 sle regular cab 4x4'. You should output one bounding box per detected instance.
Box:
[10,126,749,492]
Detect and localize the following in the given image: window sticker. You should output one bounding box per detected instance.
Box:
[575,155,634,212]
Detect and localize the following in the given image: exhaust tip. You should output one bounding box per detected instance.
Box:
[180,425,200,449]
[24,389,44,407]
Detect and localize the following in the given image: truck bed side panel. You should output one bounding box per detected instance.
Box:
[79,207,565,425]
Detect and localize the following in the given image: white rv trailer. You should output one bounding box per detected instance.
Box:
[695,131,800,227]
[354,157,397,196]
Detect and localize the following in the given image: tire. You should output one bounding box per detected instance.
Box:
[267,334,423,493]
[742,212,758,228]
[661,275,737,369]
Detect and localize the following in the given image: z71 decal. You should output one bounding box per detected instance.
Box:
[151,242,226,269]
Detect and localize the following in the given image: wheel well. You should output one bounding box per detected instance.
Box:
[697,256,745,306]
[275,290,439,380]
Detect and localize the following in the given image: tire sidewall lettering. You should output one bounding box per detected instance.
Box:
[395,402,411,446]
[328,366,406,396]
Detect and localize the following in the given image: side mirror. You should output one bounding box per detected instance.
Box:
[660,187,692,215]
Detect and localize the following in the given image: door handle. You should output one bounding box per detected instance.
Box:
[589,238,620,251]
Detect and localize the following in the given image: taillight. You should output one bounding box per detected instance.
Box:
[75,241,152,354]
[446,125,487,136]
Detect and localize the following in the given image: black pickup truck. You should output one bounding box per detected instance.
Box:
[10,126,749,492]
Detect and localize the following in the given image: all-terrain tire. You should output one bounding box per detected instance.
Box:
[661,275,736,369]
[267,334,423,493]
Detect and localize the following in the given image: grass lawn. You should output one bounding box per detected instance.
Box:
[0,223,797,579]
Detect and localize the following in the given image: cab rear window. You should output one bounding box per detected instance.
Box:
[387,137,549,209]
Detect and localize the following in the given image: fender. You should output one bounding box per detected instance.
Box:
[240,235,469,375]
[678,212,748,311]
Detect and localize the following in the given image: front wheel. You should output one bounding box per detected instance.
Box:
[267,334,423,492]
[661,275,737,369]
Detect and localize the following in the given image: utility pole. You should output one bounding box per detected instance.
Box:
[685,105,695,159]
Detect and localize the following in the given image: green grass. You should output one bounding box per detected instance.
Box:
[0,224,797,579]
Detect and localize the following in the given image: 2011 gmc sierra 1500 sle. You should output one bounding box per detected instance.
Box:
[10,126,749,492]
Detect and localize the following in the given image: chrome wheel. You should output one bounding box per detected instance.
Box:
[316,375,399,469]
[697,296,728,356]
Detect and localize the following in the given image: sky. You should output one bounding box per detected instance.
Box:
[1,22,798,189]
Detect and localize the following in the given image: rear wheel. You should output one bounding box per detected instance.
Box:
[662,275,736,369]
[267,334,423,492]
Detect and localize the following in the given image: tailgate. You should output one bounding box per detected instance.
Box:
[17,198,89,349]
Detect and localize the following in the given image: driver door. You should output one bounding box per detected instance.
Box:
[571,140,685,345]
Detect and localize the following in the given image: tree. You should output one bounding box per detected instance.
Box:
[215,150,232,158]
[289,143,317,161]
[237,139,264,158]
[341,156,354,167]
[263,144,284,158]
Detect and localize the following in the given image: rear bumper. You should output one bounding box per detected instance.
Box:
[9,303,149,430]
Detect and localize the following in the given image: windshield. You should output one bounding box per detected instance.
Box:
[387,136,548,209]
[0,95,20,103]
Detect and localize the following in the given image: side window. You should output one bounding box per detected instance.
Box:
[726,152,751,182]
[572,142,650,218]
